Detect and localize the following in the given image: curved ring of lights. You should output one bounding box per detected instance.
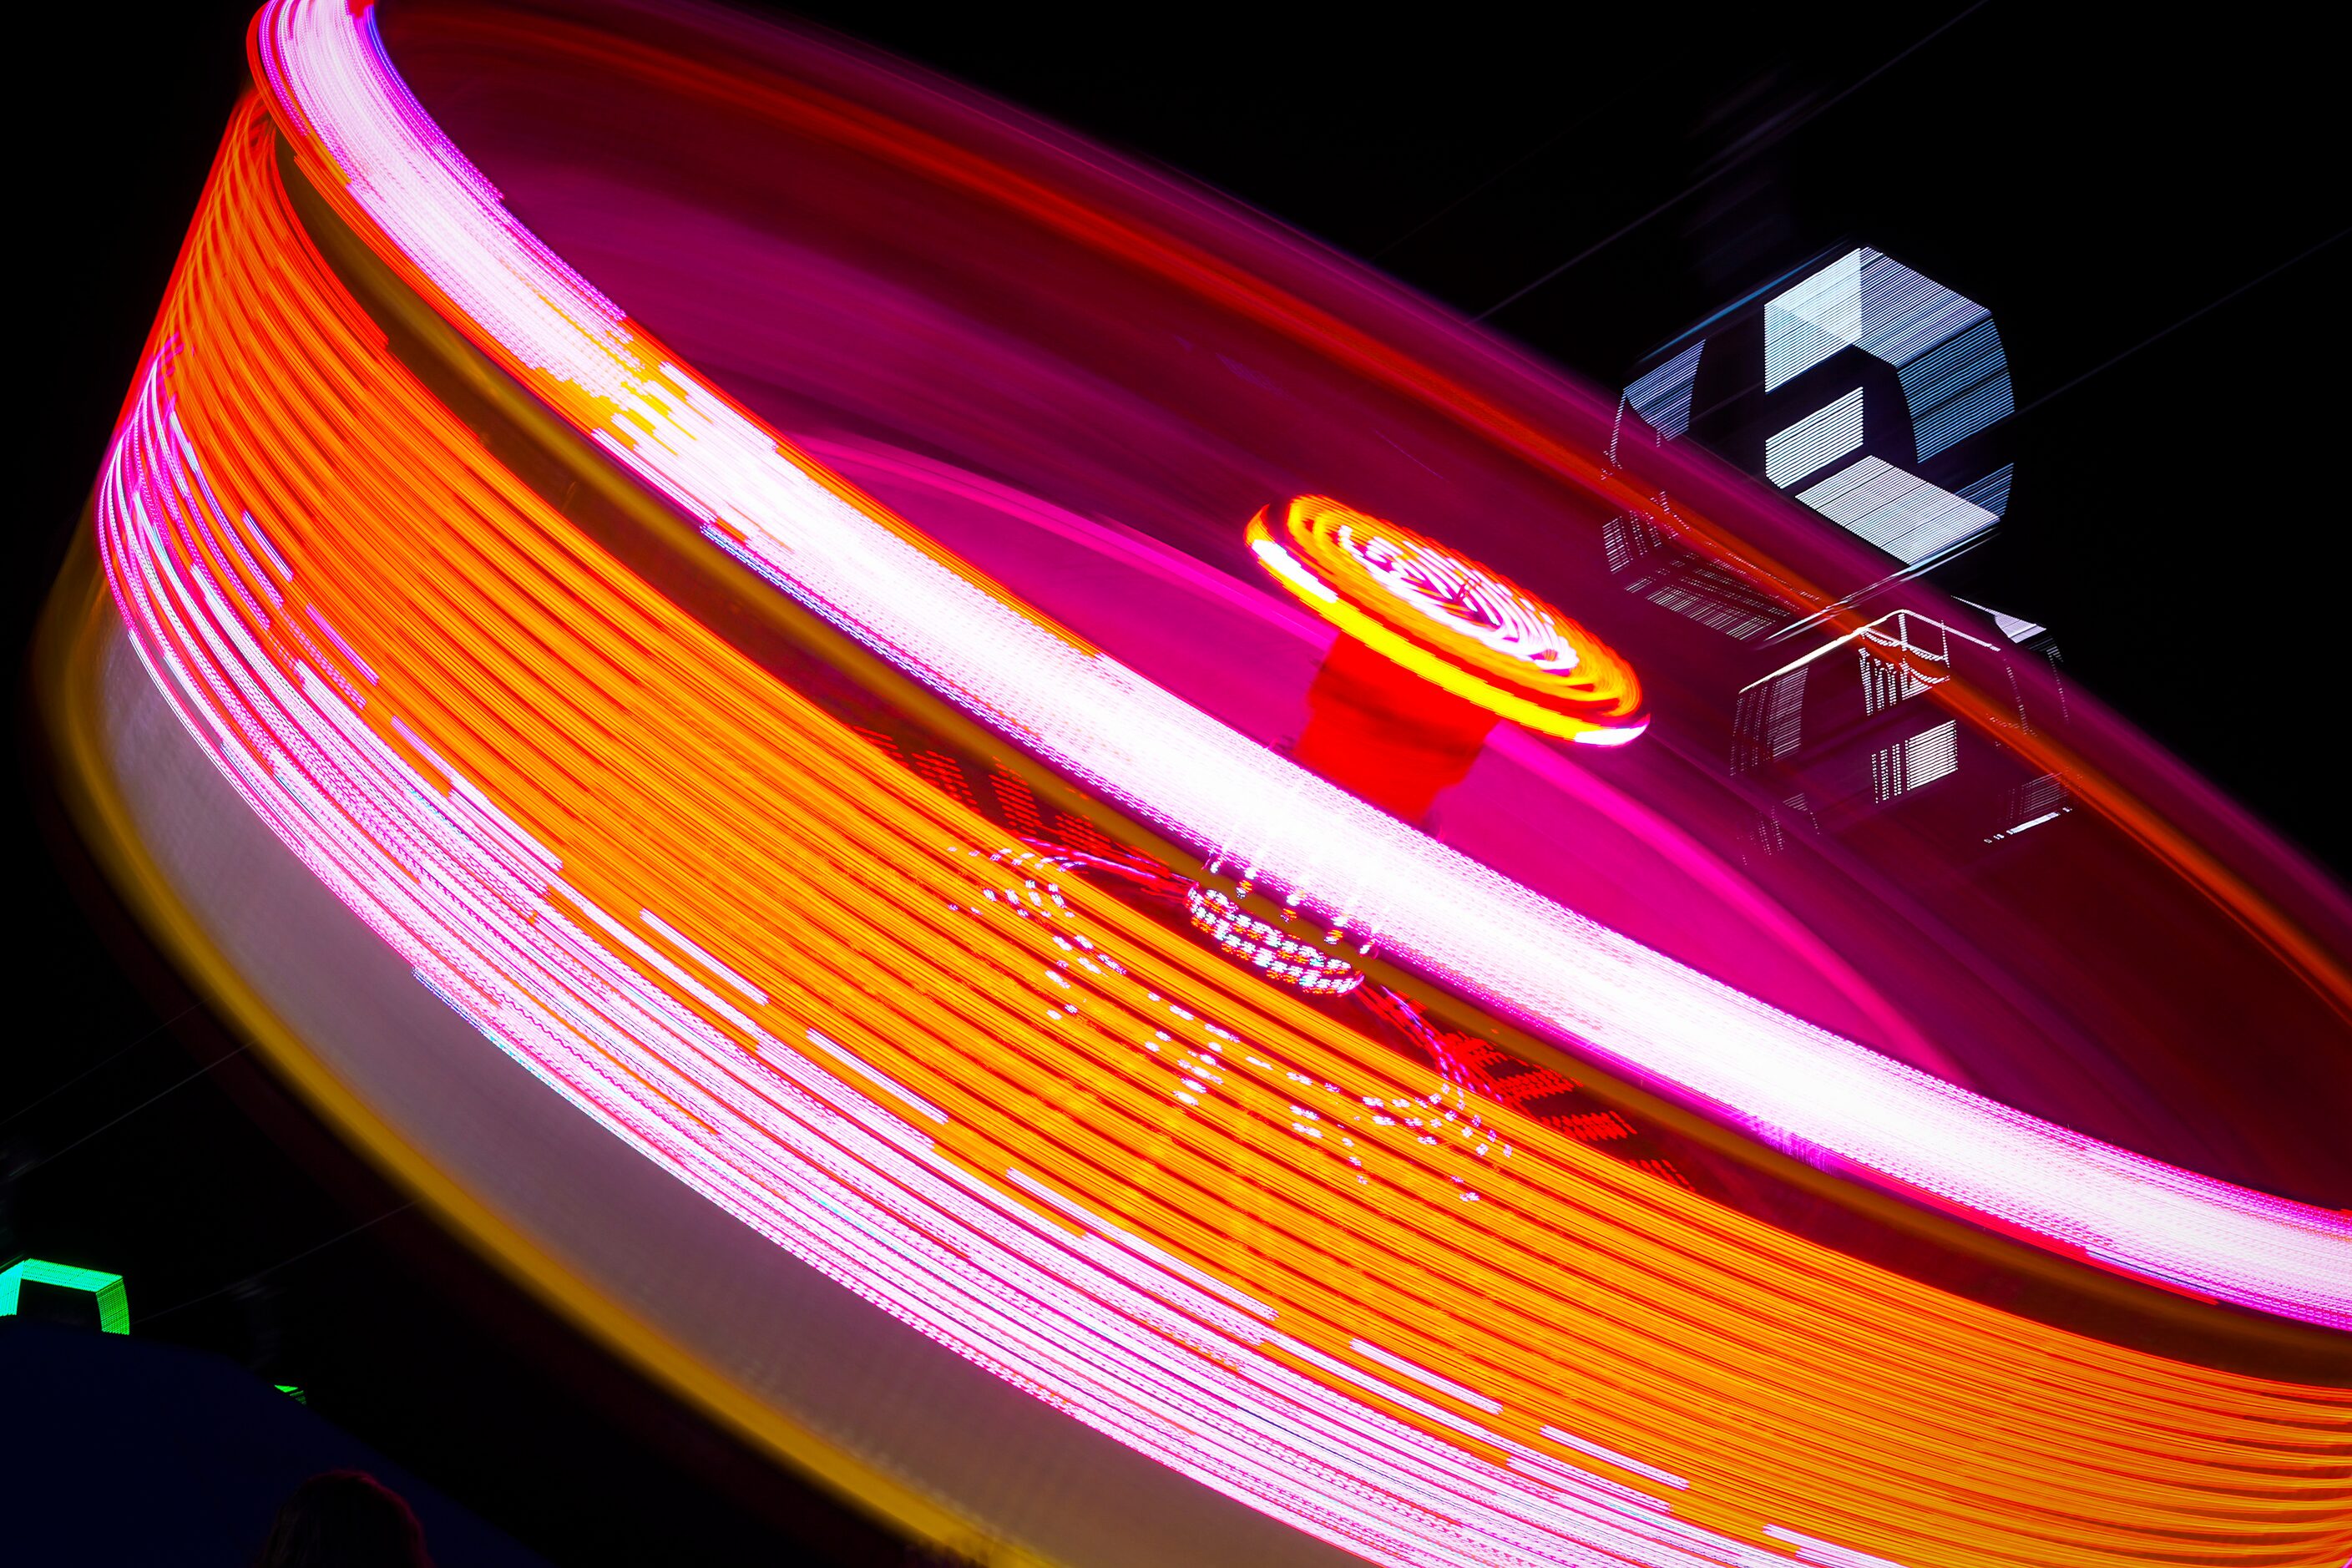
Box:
[41,2,2352,1565]
[1247,495,1648,744]
[239,0,2349,1333]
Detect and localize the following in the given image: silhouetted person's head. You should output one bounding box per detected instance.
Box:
[255,1470,432,1568]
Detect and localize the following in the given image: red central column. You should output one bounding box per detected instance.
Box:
[1292,632,1499,824]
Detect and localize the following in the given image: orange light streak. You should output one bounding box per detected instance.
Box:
[71,88,2352,1568]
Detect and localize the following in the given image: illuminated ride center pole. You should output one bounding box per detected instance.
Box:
[1158,497,1650,1010]
[1248,495,1648,826]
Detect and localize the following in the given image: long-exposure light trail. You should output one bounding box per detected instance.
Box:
[1246,495,1648,746]
[55,1,2352,1564]
[250,0,2347,1331]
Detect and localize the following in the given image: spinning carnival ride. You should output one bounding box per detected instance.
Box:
[37,3,2352,1565]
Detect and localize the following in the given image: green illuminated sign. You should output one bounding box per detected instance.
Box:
[0,1257,129,1334]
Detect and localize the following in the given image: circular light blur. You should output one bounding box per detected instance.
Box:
[1249,496,1648,745]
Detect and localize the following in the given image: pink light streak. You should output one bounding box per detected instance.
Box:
[98,334,1947,1567]
[238,0,2349,1333]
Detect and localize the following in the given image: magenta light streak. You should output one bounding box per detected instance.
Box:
[235,0,2352,1329]
[100,335,1959,1565]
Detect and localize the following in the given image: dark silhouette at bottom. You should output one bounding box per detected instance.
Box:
[256,1470,433,1568]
